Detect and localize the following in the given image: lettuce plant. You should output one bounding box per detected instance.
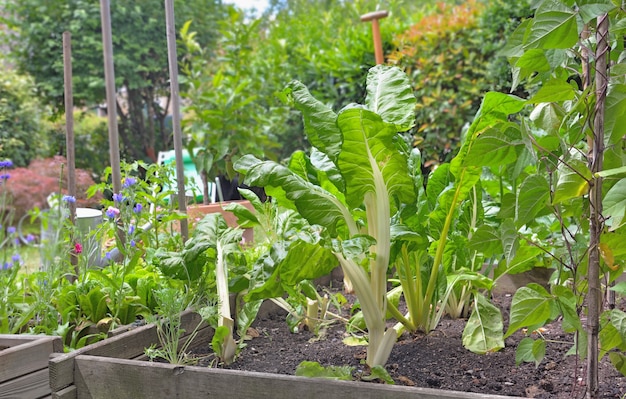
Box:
[235,65,417,367]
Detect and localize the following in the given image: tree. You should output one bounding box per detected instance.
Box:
[1,0,227,163]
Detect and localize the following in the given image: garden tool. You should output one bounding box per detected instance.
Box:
[360,10,389,64]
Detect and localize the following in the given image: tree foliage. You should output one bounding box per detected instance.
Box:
[2,0,226,162]
[0,70,53,166]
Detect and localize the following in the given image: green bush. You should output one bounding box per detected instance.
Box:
[389,0,533,167]
[0,70,53,166]
[51,111,110,180]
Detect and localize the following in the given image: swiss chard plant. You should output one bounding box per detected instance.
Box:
[235,65,419,367]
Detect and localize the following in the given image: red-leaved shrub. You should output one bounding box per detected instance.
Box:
[3,156,102,221]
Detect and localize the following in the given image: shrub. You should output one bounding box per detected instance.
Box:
[388,0,533,168]
[5,156,101,221]
[0,70,53,167]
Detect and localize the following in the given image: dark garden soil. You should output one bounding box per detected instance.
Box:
[193,280,626,399]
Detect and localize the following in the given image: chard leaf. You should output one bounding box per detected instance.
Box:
[235,155,355,236]
[337,108,415,209]
[462,293,504,354]
[246,240,337,301]
[364,65,417,132]
[362,365,395,384]
[284,81,341,162]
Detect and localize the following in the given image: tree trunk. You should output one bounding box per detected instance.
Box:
[587,12,609,399]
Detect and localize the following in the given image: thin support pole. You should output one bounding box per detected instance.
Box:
[164,0,189,241]
[63,31,78,279]
[100,0,122,195]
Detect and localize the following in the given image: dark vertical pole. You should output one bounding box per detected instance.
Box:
[587,12,609,399]
[164,0,188,241]
[63,31,79,279]
[100,0,122,195]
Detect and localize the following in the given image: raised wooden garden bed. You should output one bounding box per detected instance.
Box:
[46,308,521,399]
[61,356,520,399]
[0,334,63,399]
[49,311,211,399]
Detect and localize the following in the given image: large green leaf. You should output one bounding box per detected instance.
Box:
[246,240,337,301]
[465,92,526,140]
[516,174,550,226]
[364,65,417,132]
[337,108,415,208]
[284,80,341,162]
[505,245,545,275]
[464,127,521,168]
[462,293,504,354]
[603,179,626,230]
[235,155,353,236]
[505,284,555,337]
[524,0,578,49]
[514,48,551,73]
[528,78,576,103]
[468,225,503,257]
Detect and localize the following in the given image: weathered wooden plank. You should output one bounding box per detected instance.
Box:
[49,311,207,391]
[0,368,49,399]
[51,385,76,399]
[0,336,62,382]
[74,355,521,399]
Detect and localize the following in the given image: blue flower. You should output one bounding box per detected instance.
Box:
[62,195,76,203]
[26,234,36,243]
[128,224,135,235]
[2,262,12,270]
[0,173,10,180]
[0,160,13,168]
[11,254,20,263]
[133,203,143,214]
[7,226,16,235]
[130,239,136,248]
[123,177,137,188]
[105,251,113,260]
[112,193,124,203]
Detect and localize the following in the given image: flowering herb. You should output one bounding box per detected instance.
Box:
[122,177,137,188]
[133,203,142,214]
[105,206,120,219]
[62,195,76,203]
[112,193,124,203]
[74,242,83,254]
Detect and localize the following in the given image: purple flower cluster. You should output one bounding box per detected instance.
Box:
[0,160,13,168]
[62,195,76,203]
[123,177,137,188]
[105,206,120,219]
[112,193,125,203]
